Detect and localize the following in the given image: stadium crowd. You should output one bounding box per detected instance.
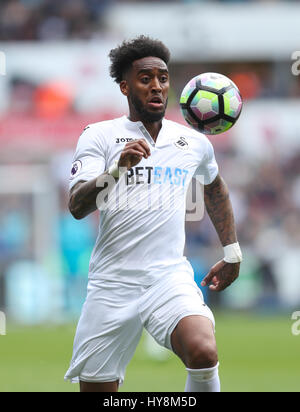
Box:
[0,0,294,41]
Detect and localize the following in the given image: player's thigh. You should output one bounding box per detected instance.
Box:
[74,279,143,339]
[140,272,215,353]
[171,314,218,368]
[68,280,143,383]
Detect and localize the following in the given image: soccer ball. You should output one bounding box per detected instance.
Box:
[180,72,243,135]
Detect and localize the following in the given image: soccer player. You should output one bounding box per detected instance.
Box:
[64,35,242,392]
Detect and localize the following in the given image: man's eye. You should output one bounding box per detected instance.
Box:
[161,76,168,83]
[141,77,150,83]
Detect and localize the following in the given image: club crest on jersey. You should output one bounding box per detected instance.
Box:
[174,136,188,150]
[70,160,82,179]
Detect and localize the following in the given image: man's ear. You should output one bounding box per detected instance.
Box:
[120,80,129,97]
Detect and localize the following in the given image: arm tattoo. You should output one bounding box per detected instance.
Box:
[204,174,237,246]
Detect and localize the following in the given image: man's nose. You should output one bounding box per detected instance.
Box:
[151,77,162,92]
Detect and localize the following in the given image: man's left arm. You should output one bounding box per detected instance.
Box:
[201,173,242,292]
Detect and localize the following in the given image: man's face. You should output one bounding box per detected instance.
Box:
[121,56,169,123]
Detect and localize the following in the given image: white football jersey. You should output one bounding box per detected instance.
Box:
[69,115,218,285]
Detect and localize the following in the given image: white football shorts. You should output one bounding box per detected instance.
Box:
[64,270,215,385]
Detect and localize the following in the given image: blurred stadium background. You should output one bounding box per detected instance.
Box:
[0,0,300,392]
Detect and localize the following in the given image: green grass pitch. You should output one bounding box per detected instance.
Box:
[0,312,299,392]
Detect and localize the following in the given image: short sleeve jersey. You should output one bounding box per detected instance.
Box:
[69,115,218,285]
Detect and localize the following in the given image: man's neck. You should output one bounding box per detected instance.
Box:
[128,115,163,142]
[141,120,163,142]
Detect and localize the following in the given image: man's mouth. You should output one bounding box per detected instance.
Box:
[148,96,164,109]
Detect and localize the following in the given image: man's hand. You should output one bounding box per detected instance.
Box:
[201,260,240,292]
[118,139,151,170]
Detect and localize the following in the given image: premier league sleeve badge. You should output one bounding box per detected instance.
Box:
[70,160,82,179]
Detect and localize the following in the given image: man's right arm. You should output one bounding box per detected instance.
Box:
[69,174,111,220]
[69,138,151,220]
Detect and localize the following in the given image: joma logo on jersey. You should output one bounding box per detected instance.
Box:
[115,137,134,144]
[174,137,188,150]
